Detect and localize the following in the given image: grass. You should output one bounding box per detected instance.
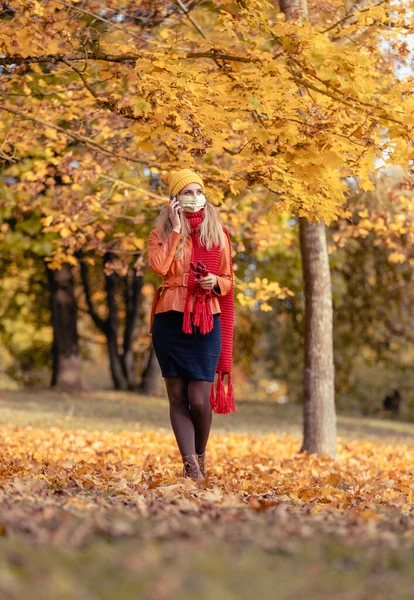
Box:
[1,533,413,600]
[1,388,413,444]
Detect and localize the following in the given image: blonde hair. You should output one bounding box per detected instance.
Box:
[155,203,225,259]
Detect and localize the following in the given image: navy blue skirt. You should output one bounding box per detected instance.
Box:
[152,311,222,381]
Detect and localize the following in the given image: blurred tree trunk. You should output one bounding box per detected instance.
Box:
[280,0,337,457]
[79,252,143,391]
[46,263,82,390]
[121,263,143,388]
[104,261,128,390]
[140,345,162,395]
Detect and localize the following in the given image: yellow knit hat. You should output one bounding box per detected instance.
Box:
[169,169,205,198]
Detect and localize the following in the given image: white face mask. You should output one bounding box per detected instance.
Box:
[178,194,206,213]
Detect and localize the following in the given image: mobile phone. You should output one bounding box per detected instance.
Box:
[170,194,181,215]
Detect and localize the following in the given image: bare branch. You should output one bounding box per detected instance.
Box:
[176,0,210,41]
[99,174,167,203]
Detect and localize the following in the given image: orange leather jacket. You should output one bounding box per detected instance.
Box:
[148,229,233,331]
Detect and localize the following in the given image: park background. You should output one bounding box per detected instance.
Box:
[0,1,413,598]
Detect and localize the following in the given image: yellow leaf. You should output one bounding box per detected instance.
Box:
[44,128,58,140]
[133,238,145,250]
[388,252,406,264]
[260,302,272,312]
[42,215,54,227]
[59,227,71,238]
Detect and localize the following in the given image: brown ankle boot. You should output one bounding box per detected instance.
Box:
[196,451,206,478]
[182,453,202,481]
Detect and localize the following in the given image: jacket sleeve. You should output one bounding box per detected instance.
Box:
[213,234,233,297]
[148,229,182,276]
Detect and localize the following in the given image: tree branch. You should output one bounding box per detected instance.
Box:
[185,47,408,129]
[47,0,192,52]
[98,174,167,202]
[0,104,150,164]
[176,0,210,41]
[320,0,390,35]
[0,52,141,66]
[52,0,152,45]
[61,62,153,125]
[186,50,255,63]
[1,49,254,69]
[288,75,408,128]
[291,59,406,117]
[78,257,107,332]
[62,61,107,100]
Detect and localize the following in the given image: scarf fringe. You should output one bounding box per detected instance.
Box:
[183,294,193,334]
[210,372,236,414]
[200,294,213,334]
[192,293,203,330]
[184,293,213,336]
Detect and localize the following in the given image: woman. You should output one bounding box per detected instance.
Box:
[148,168,235,482]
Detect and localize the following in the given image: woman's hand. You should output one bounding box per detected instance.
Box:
[169,196,181,233]
[197,273,218,290]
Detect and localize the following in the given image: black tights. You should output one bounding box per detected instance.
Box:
[165,377,213,456]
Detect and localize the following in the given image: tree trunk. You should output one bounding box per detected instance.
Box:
[106,326,128,390]
[299,220,337,456]
[279,0,303,18]
[46,263,82,390]
[140,345,162,395]
[280,0,337,457]
[120,269,143,390]
[78,252,143,391]
[103,254,129,390]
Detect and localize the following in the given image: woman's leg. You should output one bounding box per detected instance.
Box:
[187,380,213,455]
[165,376,195,456]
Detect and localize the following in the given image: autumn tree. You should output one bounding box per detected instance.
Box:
[1,1,412,451]
[279,0,336,455]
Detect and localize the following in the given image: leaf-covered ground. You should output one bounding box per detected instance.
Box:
[0,390,413,599]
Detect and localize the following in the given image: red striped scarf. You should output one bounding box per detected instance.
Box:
[183,209,235,414]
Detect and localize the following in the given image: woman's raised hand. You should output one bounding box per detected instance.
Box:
[169,195,181,233]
